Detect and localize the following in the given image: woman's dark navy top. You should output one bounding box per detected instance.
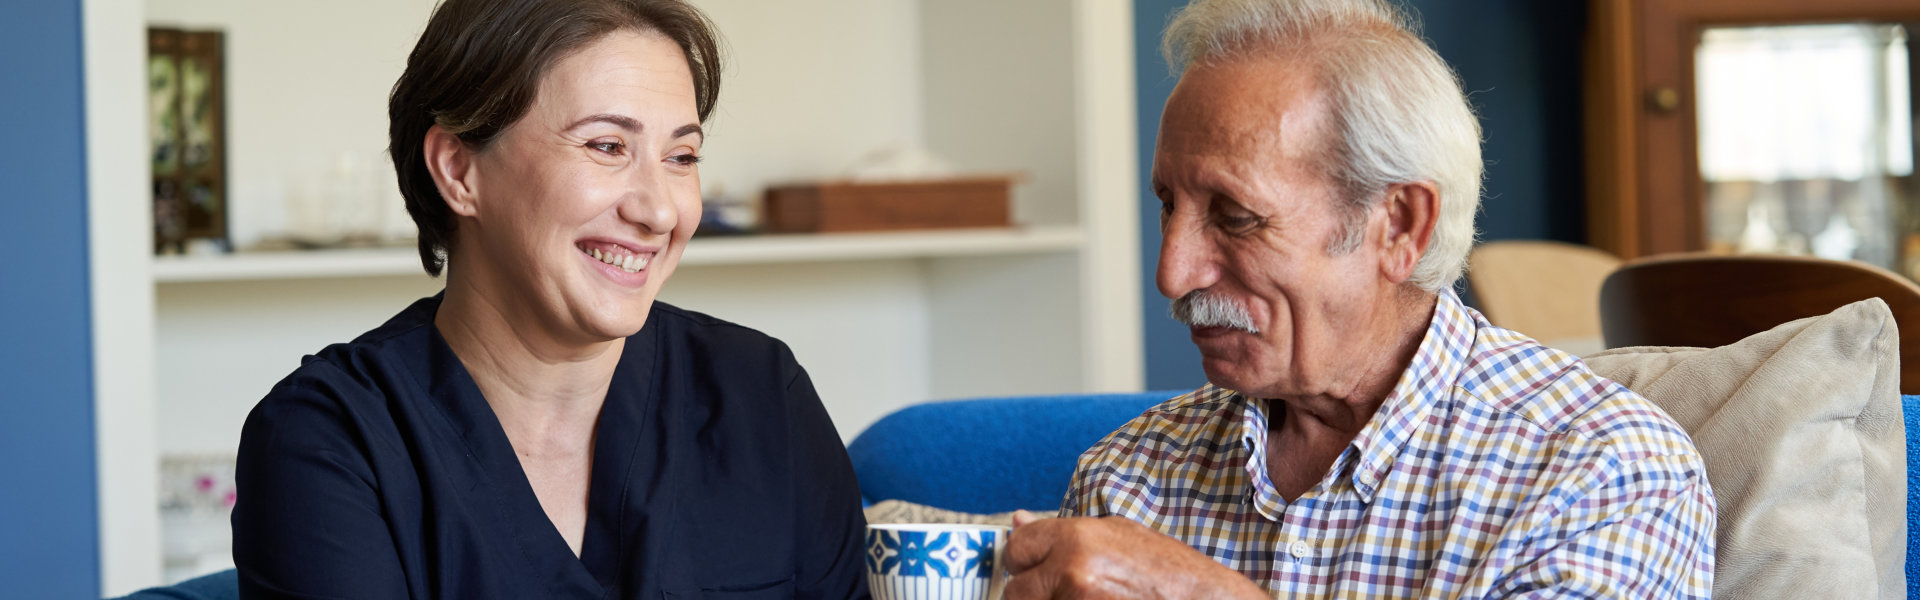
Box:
[231,295,870,599]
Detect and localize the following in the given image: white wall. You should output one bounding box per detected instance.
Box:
[690,0,926,207]
[921,0,1079,226]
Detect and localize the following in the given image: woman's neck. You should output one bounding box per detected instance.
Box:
[434,271,620,446]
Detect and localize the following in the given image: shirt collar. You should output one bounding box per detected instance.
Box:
[1226,289,1476,512]
[1344,288,1476,501]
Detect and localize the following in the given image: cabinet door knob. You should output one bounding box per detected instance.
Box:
[1646,86,1681,114]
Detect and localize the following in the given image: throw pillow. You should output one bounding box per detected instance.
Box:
[1584,298,1906,600]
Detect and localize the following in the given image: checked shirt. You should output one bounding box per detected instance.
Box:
[1062,290,1715,599]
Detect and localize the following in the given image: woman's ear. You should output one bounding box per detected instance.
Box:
[423,125,481,217]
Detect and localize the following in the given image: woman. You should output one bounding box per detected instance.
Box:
[229,1,869,597]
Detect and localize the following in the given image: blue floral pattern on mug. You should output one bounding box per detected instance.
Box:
[965,530,995,575]
[865,528,1000,578]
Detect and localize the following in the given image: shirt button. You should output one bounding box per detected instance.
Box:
[1290,540,1311,559]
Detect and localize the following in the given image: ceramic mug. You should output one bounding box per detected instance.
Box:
[864,523,1010,600]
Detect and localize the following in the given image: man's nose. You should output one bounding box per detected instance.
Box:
[1157,213,1219,300]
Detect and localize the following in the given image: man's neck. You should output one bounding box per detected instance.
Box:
[1265,288,1438,500]
[1277,287,1437,430]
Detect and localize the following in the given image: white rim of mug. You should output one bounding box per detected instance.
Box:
[868,523,1012,534]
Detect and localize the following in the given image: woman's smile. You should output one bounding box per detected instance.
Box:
[576,239,657,285]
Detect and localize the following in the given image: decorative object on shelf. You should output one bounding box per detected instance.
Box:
[762,176,1015,233]
[694,182,757,237]
[159,453,237,584]
[148,27,229,255]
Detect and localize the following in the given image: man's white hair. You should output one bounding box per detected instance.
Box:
[1163,0,1483,293]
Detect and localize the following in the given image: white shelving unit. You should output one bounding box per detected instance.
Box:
[151,226,1084,283]
[87,0,1141,594]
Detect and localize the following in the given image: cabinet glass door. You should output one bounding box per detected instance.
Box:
[1696,23,1917,275]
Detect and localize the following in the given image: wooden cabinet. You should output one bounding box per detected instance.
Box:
[1583,0,1920,260]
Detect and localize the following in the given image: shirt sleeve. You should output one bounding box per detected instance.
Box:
[1058,429,1129,518]
[1487,453,1717,600]
[781,352,872,600]
[232,362,410,600]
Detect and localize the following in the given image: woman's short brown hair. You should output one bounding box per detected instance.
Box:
[388,0,722,276]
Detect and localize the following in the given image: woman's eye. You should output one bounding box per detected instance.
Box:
[668,153,702,166]
[588,141,624,155]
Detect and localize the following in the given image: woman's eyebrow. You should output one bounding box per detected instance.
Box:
[568,113,641,132]
[566,116,701,143]
[673,123,703,142]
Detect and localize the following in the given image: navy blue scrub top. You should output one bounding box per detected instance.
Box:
[231,295,870,599]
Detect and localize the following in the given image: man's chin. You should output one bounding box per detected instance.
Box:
[1191,337,1276,395]
[1197,349,1248,386]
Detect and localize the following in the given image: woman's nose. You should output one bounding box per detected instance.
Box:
[617,165,679,235]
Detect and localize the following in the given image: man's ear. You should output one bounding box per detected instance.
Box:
[423,125,481,217]
[1378,181,1439,284]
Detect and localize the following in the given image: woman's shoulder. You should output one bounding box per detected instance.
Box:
[247,297,441,444]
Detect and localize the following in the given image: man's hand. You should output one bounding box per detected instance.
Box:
[1002,511,1269,600]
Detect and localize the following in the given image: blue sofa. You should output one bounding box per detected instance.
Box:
[115,569,234,600]
[113,392,1920,599]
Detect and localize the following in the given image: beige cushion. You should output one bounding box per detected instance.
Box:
[1584,298,1906,600]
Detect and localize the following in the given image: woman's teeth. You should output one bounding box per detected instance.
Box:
[588,247,649,273]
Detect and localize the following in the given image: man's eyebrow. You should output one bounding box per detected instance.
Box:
[568,113,641,132]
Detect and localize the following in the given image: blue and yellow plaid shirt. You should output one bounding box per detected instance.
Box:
[1063,290,1715,599]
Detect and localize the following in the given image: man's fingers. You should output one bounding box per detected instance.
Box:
[1002,568,1059,600]
[1012,509,1040,527]
[1004,516,1068,573]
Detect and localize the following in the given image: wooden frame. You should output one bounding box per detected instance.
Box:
[1583,0,1920,260]
[148,27,227,253]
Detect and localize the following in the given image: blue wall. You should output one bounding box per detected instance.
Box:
[0,1,100,597]
[1135,0,1589,390]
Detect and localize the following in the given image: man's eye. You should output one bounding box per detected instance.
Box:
[1218,214,1262,233]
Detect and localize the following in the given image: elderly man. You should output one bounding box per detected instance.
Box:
[1003,0,1715,598]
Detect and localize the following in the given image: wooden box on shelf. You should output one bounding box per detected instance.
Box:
[761,176,1013,233]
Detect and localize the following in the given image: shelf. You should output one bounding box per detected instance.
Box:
[685,225,1081,265]
[151,225,1084,283]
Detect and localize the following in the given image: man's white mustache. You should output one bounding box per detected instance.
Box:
[1169,290,1260,334]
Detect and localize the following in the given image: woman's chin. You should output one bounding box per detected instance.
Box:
[573,312,649,342]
